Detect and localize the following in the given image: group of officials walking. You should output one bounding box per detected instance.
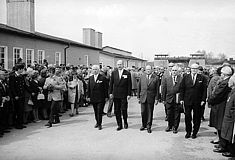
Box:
[88,59,235,158]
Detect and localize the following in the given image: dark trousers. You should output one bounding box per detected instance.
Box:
[219,137,235,154]
[185,104,201,135]
[14,97,24,127]
[114,98,128,127]
[107,98,114,114]
[200,103,206,119]
[166,102,181,130]
[49,100,60,124]
[92,102,105,126]
[141,102,154,129]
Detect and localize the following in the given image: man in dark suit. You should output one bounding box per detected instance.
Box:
[180,63,207,139]
[109,60,132,131]
[88,65,108,130]
[137,65,159,133]
[161,65,182,134]
[9,63,26,129]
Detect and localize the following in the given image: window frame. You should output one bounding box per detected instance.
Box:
[55,52,61,66]
[13,47,23,66]
[37,50,45,64]
[26,48,34,67]
[0,46,8,69]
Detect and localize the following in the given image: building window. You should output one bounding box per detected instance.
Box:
[13,47,23,66]
[55,52,61,66]
[38,50,45,64]
[26,49,34,67]
[84,55,89,67]
[0,46,8,69]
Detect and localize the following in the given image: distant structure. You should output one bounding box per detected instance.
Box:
[154,53,206,67]
[83,28,102,48]
[7,0,35,32]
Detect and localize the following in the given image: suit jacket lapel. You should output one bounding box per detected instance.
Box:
[148,74,154,86]
[90,75,95,91]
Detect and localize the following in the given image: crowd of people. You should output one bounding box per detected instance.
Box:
[0,59,234,158]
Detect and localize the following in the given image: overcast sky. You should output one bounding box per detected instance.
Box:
[1,0,235,60]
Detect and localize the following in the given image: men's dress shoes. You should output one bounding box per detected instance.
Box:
[45,123,52,128]
[185,133,191,138]
[102,112,107,116]
[140,126,145,131]
[192,134,197,139]
[94,124,99,128]
[147,128,152,133]
[15,126,23,129]
[124,123,128,129]
[165,127,172,132]
[107,113,112,118]
[214,144,221,149]
[3,130,10,133]
[98,125,102,130]
[213,147,227,153]
[116,126,123,131]
[22,125,27,128]
[210,140,219,144]
[222,152,234,157]
[173,129,178,134]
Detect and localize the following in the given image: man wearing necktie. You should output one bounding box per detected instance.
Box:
[179,63,207,139]
[137,65,159,133]
[87,65,108,130]
[109,60,132,131]
[161,65,182,134]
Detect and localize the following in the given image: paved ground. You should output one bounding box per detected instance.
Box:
[0,97,229,160]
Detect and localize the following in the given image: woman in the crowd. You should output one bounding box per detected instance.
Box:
[37,69,48,120]
[75,74,84,114]
[23,71,33,124]
[30,70,41,122]
[67,73,78,117]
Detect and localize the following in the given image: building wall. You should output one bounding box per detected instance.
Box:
[0,32,100,68]
[66,46,100,67]
[99,53,114,67]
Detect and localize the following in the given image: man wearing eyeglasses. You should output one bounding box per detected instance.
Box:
[179,63,207,139]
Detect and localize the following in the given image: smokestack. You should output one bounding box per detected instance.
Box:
[7,0,35,32]
[83,28,95,47]
[0,0,7,24]
[95,31,102,48]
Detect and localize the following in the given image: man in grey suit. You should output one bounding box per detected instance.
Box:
[161,65,182,134]
[137,65,159,133]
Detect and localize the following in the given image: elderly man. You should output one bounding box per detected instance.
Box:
[161,65,183,134]
[180,63,207,139]
[109,60,132,131]
[87,65,108,130]
[137,65,159,133]
[207,66,233,153]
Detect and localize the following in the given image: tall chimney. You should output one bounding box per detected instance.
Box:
[0,0,7,24]
[7,0,35,32]
[83,28,95,47]
[95,31,102,48]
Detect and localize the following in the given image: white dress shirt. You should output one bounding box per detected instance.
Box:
[118,69,124,79]
[94,74,98,82]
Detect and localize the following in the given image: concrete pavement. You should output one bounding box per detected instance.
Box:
[0,97,228,160]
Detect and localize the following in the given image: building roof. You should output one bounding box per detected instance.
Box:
[103,46,132,54]
[100,50,146,61]
[0,23,101,50]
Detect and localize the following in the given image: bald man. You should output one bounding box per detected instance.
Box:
[179,63,207,139]
[137,65,159,133]
[109,60,132,131]
[87,65,108,130]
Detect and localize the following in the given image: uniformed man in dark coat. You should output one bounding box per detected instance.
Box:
[9,64,26,129]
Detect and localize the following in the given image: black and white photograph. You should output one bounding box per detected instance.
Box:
[0,0,235,159]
